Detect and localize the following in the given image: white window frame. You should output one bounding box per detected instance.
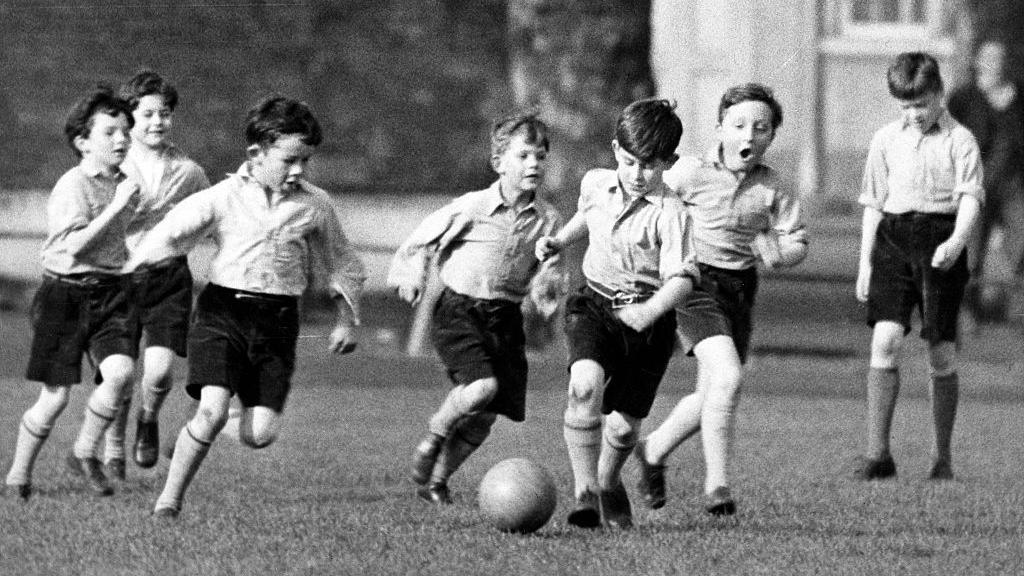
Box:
[839,0,945,40]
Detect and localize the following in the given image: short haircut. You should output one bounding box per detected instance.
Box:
[244,96,322,147]
[120,70,179,111]
[490,111,550,158]
[887,52,944,99]
[615,98,682,163]
[64,84,134,157]
[718,83,784,131]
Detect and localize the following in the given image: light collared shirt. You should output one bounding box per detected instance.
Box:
[663,147,807,270]
[40,164,131,275]
[387,181,562,302]
[578,168,698,293]
[859,109,985,214]
[122,143,210,264]
[145,163,366,321]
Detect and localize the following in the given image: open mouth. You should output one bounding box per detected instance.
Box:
[739,147,752,160]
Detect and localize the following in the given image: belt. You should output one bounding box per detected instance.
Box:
[884,211,956,222]
[586,279,654,308]
[209,284,297,306]
[43,271,121,287]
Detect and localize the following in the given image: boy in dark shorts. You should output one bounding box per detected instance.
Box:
[389,111,563,505]
[853,52,983,481]
[535,99,698,529]
[127,97,366,518]
[102,71,210,479]
[636,83,808,517]
[4,86,140,499]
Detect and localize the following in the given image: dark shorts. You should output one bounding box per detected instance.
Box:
[676,264,759,363]
[564,285,677,419]
[431,287,528,422]
[25,273,138,386]
[186,284,299,412]
[868,212,969,343]
[129,256,192,356]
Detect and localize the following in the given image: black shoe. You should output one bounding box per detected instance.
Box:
[599,483,633,529]
[850,454,897,480]
[634,441,667,509]
[105,458,126,481]
[3,483,32,501]
[410,433,444,485]
[928,459,954,480]
[66,454,113,496]
[566,489,600,528]
[704,486,737,516]
[134,417,160,469]
[416,481,453,505]
[152,505,181,519]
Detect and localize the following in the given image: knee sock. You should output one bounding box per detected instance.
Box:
[643,390,704,464]
[103,387,133,462]
[155,424,213,512]
[73,397,118,460]
[6,415,53,486]
[563,418,601,497]
[596,427,636,490]
[930,372,959,463]
[140,380,173,422]
[866,367,900,460]
[428,383,493,438]
[701,387,740,494]
[430,414,494,484]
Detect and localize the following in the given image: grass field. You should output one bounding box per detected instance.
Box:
[1,293,1022,575]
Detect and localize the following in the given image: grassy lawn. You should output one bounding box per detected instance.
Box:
[0,314,1022,575]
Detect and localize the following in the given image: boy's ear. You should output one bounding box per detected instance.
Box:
[73,134,90,156]
[490,153,504,173]
[246,144,262,159]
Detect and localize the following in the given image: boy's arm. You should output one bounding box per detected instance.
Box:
[753,181,808,269]
[856,206,883,303]
[529,211,568,318]
[55,179,140,258]
[535,210,587,261]
[125,191,215,270]
[316,201,368,350]
[386,201,463,305]
[932,195,981,271]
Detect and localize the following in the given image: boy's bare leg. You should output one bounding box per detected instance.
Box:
[420,412,496,504]
[412,378,497,485]
[69,354,134,496]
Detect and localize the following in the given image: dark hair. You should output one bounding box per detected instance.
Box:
[120,70,179,111]
[244,96,322,147]
[718,83,784,130]
[887,52,944,99]
[64,84,133,157]
[615,98,682,163]
[490,110,549,158]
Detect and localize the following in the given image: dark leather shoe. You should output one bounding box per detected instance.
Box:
[105,458,126,481]
[416,481,453,505]
[704,486,737,516]
[66,454,113,496]
[566,489,600,528]
[410,433,444,485]
[152,505,180,519]
[599,483,633,529]
[850,454,897,480]
[634,440,667,509]
[4,483,32,501]
[928,459,953,480]
[134,417,160,469]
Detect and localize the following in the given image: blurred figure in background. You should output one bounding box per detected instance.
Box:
[948,39,1024,324]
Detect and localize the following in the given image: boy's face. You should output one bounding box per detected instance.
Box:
[493,133,547,196]
[898,91,943,133]
[248,134,315,193]
[75,111,131,169]
[612,140,674,198]
[717,100,775,172]
[131,94,174,150]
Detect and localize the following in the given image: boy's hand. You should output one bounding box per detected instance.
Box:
[397,284,423,306]
[535,236,562,262]
[328,323,358,354]
[855,265,871,303]
[113,180,141,208]
[614,303,658,332]
[931,239,965,271]
[751,231,783,269]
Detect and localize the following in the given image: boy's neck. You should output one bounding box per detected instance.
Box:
[80,155,121,178]
[499,180,535,209]
[131,141,168,162]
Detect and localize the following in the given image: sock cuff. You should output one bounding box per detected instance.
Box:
[930,371,959,383]
[603,430,636,452]
[86,400,118,422]
[21,416,51,439]
[185,424,214,448]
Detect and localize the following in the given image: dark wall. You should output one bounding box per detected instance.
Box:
[0,1,509,194]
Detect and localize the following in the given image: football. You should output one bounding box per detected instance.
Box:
[477,458,558,534]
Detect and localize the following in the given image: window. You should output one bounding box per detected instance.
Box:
[840,0,946,39]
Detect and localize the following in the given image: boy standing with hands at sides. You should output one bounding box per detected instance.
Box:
[535,99,698,529]
[102,71,210,479]
[853,52,983,481]
[127,97,366,518]
[5,86,140,499]
[635,83,808,517]
[390,111,563,505]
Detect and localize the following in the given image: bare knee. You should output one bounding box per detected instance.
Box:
[239,408,281,449]
[870,322,904,368]
[603,412,639,448]
[565,362,604,427]
[192,403,229,439]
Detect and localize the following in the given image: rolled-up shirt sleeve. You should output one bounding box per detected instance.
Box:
[657,203,699,282]
[953,133,985,206]
[314,201,367,325]
[858,131,889,211]
[386,200,463,291]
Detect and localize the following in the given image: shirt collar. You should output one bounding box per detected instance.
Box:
[486,180,537,215]
[607,178,667,208]
[80,162,124,180]
[902,108,953,135]
[234,162,307,195]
